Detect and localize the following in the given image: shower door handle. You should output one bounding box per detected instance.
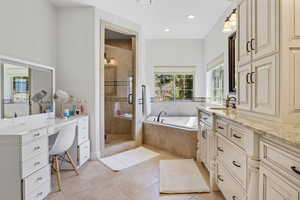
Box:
[128,93,133,105]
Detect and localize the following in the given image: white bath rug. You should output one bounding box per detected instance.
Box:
[100,147,159,171]
[160,159,210,194]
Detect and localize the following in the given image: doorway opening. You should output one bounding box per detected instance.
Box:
[102,27,137,156]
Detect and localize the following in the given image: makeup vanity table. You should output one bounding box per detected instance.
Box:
[0,114,90,200]
[0,55,90,200]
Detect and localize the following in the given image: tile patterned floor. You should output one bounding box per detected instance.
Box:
[48,146,225,200]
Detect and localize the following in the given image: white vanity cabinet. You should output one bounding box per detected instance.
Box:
[214,117,260,200]
[236,0,300,122]
[237,0,252,66]
[61,116,90,169]
[197,110,214,172]
[237,0,279,116]
[237,0,279,66]
[259,138,300,200]
[0,127,51,200]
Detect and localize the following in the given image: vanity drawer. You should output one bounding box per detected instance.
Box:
[78,116,88,129]
[216,119,227,137]
[217,135,247,187]
[24,179,51,200]
[77,117,89,144]
[216,162,245,200]
[22,152,48,178]
[78,140,90,166]
[259,164,299,200]
[228,124,247,150]
[23,165,50,196]
[261,141,300,179]
[21,137,48,161]
[21,128,48,145]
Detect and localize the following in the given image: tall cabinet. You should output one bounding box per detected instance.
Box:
[237,0,279,117]
[237,0,300,123]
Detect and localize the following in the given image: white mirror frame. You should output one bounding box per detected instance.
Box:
[0,55,55,121]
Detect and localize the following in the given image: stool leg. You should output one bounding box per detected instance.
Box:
[65,151,79,175]
[54,155,62,191]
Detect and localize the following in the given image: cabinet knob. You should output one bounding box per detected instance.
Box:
[250,38,255,51]
[217,147,224,152]
[33,133,40,137]
[291,166,300,175]
[250,72,255,83]
[246,41,251,53]
[246,73,251,84]
[217,175,224,182]
[34,146,41,151]
[232,161,241,168]
[233,134,242,139]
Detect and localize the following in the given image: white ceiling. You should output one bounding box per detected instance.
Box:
[51,0,231,39]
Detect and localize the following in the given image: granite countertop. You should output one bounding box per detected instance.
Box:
[197,106,300,149]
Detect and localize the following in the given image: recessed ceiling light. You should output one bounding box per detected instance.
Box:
[164,28,171,32]
[187,15,195,19]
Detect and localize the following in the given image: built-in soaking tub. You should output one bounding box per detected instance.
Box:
[143,116,198,159]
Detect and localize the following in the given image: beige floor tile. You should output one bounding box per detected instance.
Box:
[191,192,225,200]
[125,182,193,200]
[48,146,225,200]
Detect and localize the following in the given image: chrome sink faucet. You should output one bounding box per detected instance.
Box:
[157,111,167,122]
[225,96,237,109]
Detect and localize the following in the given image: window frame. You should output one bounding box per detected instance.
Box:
[206,54,225,105]
[208,64,224,104]
[153,66,196,102]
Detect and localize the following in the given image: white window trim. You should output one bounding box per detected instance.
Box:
[206,54,225,105]
[207,53,224,71]
[153,66,196,102]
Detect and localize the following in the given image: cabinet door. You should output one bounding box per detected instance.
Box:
[200,129,208,168]
[251,55,277,115]
[259,166,299,200]
[237,64,252,111]
[237,0,252,66]
[252,0,279,61]
[289,0,300,43]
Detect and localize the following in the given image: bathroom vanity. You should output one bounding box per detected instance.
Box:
[197,107,300,200]
[0,55,91,200]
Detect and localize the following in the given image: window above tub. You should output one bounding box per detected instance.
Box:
[153,66,195,102]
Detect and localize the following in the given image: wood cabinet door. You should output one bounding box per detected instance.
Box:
[252,0,279,61]
[259,166,299,200]
[251,55,278,115]
[237,63,252,111]
[237,0,252,66]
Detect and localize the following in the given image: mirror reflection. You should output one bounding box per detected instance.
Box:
[1,62,53,118]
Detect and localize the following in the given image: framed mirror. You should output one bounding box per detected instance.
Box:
[0,58,54,119]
